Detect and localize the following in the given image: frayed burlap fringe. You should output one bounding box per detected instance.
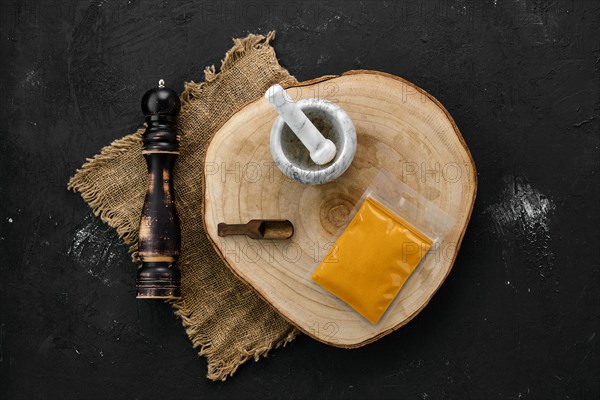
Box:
[180,31,278,108]
[170,299,299,380]
[68,131,144,252]
[68,31,299,381]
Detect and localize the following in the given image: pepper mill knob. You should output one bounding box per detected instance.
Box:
[141,80,181,116]
[136,80,182,299]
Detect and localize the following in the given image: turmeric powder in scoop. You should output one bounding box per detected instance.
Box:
[311,196,433,324]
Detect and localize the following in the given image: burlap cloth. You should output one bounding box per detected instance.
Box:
[68,32,299,381]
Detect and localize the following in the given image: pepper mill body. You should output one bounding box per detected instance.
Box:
[136,80,182,299]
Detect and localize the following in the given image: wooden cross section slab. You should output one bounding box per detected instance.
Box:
[203,71,477,347]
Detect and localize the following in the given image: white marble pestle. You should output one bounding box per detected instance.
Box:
[265,84,337,165]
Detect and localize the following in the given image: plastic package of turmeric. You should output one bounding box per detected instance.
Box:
[311,171,454,324]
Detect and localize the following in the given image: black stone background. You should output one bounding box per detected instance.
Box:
[1,1,598,399]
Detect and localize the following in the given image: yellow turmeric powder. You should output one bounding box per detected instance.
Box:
[312,196,433,324]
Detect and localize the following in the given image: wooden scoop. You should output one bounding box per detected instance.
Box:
[217,220,294,240]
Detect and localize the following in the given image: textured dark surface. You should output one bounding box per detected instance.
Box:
[1,1,599,399]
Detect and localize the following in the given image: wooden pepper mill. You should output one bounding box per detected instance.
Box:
[136,79,182,299]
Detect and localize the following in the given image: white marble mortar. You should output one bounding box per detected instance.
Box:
[269,98,357,185]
